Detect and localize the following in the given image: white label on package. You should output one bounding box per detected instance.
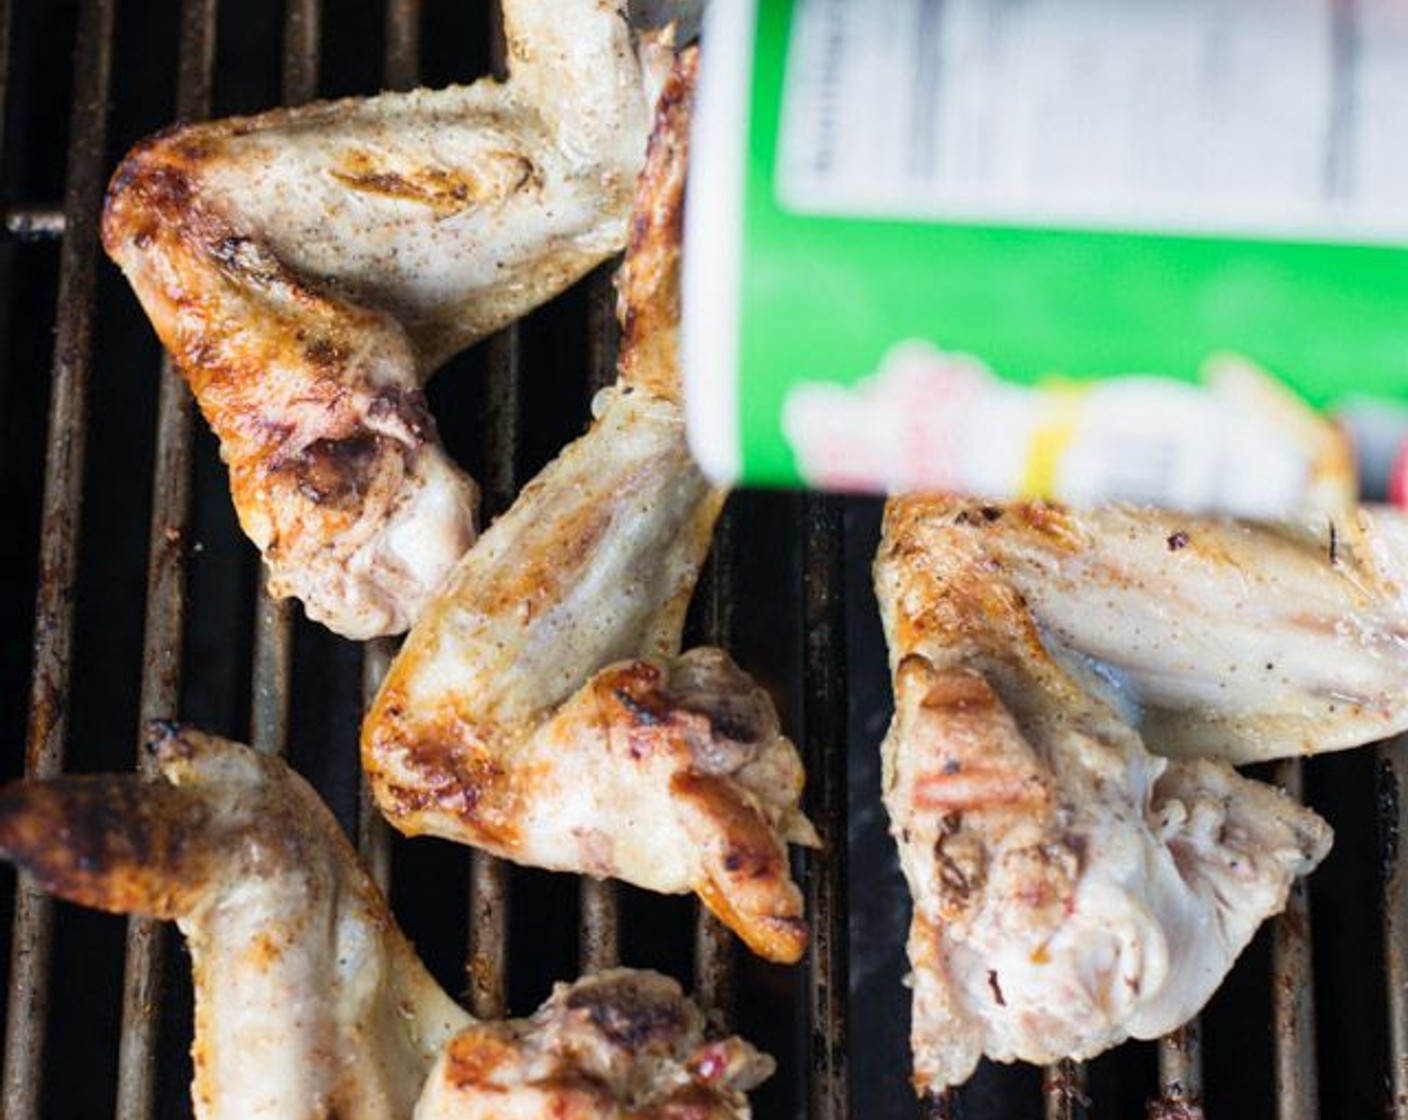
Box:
[776,0,1408,243]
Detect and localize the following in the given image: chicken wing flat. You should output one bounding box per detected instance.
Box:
[363,51,818,965]
[415,969,772,1119]
[101,0,671,638]
[876,497,1332,1093]
[899,499,1408,764]
[0,727,772,1119]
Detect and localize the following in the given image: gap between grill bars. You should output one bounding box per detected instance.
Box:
[0,2,1400,1118]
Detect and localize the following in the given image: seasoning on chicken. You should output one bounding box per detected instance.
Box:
[362,51,818,965]
[0,724,469,1119]
[100,0,672,638]
[900,498,1408,765]
[0,726,773,1120]
[415,970,772,1120]
[876,496,1333,1093]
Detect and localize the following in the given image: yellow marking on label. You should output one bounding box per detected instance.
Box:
[1021,383,1089,498]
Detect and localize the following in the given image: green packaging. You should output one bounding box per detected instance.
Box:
[683,0,1408,514]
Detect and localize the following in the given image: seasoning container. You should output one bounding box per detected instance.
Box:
[683,0,1408,514]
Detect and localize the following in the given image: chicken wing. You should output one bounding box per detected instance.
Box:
[0,723,470,1119]
[101,0,671,638]
[415,969,772,1119]
[899,499,1408,764]
[876,496,1332,1093]
[363,51,818,965]
[0,726,773,1119]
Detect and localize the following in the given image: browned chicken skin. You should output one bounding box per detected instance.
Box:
[416,970,772,1119]
[895,498,1408,764]
[363,51,818,965]
[0,726,773,1119]
[877,497,1332,1092]
[0,724,470,1119]
[101,0,671,638]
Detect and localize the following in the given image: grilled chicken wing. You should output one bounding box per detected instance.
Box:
[415,970,772,1119]
[906,499,1408,764]
[0,727,772,1119]
[101,0,671,638]
[363,52,818,964]
[0,724,470,1119]
[876,497,1332,1092]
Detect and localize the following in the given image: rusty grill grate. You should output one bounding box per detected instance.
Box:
[0,2,1400,1118]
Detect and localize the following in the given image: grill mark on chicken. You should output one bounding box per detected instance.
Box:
[614,681,669,728]
[599,660,765,774]
[278,431,387,506]
[330,147,542,217]
[267,387,437,509]
[933,813,986,911]
[563,984,688,1051]
[367,384,434,434]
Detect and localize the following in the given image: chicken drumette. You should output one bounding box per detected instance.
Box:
[416,970,771,1119]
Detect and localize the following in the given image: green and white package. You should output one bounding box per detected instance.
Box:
[683,0,1408,515]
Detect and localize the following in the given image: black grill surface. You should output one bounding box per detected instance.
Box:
[0,3,1399,1119]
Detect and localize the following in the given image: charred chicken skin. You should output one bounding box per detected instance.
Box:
[101,0,671,638]
[876,496,1332,1093]
[0,726,772,1119]
[363,51,818,965]
[0,724,469,1119]
[415,970,772,1120]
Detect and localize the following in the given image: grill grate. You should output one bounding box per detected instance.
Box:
[0,2,1400,1118]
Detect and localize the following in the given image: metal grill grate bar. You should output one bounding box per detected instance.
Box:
[1272,759,1319,1120]
[1,1,116,1116]
[1381,738,1408,1120]
[250,591,294,757]
[579,880,621,973]
[803,494,849,1119]
[359,637,396,892]
[247,0,322,765]
[463,7,519,1022]
[113,2,218,1113]
[384,0,421,95]
[354,0,424,899]
[1044,1059,1088,1120]
[692,504,736,1016]
[578,265,623,978]
[1,3,116,1118]
[282,0,320,112]
[467,849,510,1018]
[1154,1022,1205,1120]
